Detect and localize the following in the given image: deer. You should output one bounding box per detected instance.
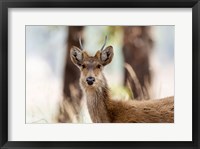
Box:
[70,36,174,123]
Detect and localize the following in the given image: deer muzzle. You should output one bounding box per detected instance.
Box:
[86,76,95,85]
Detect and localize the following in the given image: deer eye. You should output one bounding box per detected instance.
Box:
[97,64,101,69]
[82,64,86,69]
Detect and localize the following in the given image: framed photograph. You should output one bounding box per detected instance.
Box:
[0,0,199,148]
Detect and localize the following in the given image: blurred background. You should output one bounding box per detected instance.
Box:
[26,26,174,123]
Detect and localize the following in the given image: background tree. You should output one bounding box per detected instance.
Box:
[58,26,85,122]
[123,26,153,100]
[63,26,84,100]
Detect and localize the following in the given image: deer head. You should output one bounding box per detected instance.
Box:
[70,36,114,90]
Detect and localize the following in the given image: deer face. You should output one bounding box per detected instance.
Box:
[70,45,113,89]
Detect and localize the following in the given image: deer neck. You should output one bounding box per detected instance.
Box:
[83,85,111,123]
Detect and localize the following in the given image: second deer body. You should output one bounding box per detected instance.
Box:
[70,38,174,123]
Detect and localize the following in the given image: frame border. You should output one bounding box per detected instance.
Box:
[0,0,199,149]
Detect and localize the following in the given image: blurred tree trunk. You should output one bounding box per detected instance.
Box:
[58,26,84,123]
[123,26,153,100]
[63,26,84,100]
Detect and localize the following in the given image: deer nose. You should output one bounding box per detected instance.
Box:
[86,77,95,85]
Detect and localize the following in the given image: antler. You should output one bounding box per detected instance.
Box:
[100,36,108,51]
[79,37,84,50]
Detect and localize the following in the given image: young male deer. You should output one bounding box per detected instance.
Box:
[70,37,174,123]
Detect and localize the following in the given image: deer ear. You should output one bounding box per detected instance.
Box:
[70,46,83,67]
[100,46,114,66]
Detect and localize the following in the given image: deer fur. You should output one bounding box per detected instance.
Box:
[70,39,174,123]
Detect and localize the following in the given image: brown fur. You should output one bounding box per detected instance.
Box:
[70,45,174,123]
[83,84,174,123]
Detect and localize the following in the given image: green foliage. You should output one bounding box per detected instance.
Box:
[110,85,133,101]
[98,26,123,46]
